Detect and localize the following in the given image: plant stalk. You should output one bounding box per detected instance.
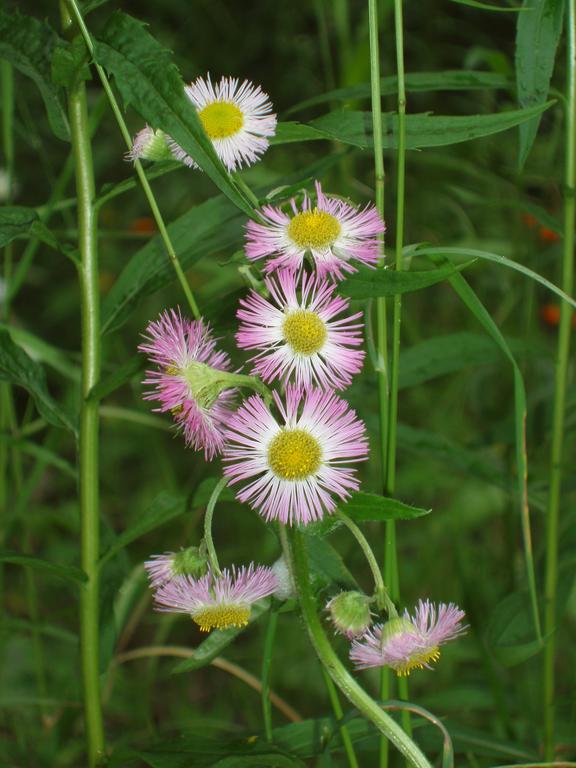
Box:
[261,607,278,741]
[288,528,432,768]
[321,666,360,768]
[543,0,576,758]
[203,477,227,577]
[62,4,105,764]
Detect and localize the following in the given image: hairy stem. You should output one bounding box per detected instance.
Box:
[288,528,432,768]
[543,0,576,758]
[321,666,360,768]
[61,5,105,764]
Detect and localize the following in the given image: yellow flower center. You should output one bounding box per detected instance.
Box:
[395,647,441,677]
[268,429,322,480]
[192,603,251,632]
[199,102,244,139]
[283,310,327,355]
[287,208,341,250]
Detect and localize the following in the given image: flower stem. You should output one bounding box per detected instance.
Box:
[204,477,227,577]
[65,0,201,321]
[335,509,394,614]
[261,607,278,741]
[543,0,576,758]
[288,528,432,768]
[61,3,105,764]
[321,666,360,768]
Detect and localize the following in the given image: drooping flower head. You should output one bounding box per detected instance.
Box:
[223,385,368,525]
[144,546,208,588]
[127,126,173,163]
[236,269,365,391]
[245,180,385,279]
[350,600,466,676]
[139,310,236,460]
[152,564,278,632]
[327,591,373,639]
[169,75,277,172]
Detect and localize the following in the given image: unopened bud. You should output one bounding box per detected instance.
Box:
[128,126,173,163]
[326,591,372,639]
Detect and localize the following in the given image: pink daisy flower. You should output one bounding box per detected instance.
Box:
[169,75,277,172]
[222,385,368,525]
[152,564,278,632]
[236,269,365,391]
[350,600,466,676]
[139,309,236,460]
[245,180,385,279]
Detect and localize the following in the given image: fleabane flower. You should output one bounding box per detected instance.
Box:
[236,269,364,391]
[169,75,277,172]
[245,180,385,279]
[139,310,236,460]
[350,600,466,676]
[152,564,278,632]
[145,546,208,587]
[128,126,173,163]
[223,385,368,525]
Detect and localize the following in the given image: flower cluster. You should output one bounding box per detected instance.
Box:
[138,74,465,676]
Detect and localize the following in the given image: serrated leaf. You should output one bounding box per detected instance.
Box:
[338,261,473,299]
[516,0,565,166]
[99,492,188,567]
[51,36,91,90]
[0,11,69,141]
[94,12,252,217]
[287,70,510,115]
[295,102,555,150]
[0,550,86,584]
[171,599,270,674]
[0,330,76,432]
[0,207,39,248]
[341,491,430,522]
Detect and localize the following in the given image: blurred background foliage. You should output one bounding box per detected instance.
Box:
[1,0,575,765]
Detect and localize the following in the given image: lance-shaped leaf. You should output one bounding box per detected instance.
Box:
[94,11,253,217]
[0,11,69,141]
[516,0,565,166]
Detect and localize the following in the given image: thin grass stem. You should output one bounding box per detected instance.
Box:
[203,477,227,577]
[543,0,576,757]
[261,607,278,741]
[65,0,201,321]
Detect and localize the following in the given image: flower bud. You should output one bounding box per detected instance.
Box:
[145,546,208,587]
[271,556,295,601]
[326,591,372,639]
[128,126,173,163]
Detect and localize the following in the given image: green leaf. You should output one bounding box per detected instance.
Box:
[0,11,69,141]
[0,550,86,584]
[485,591,545,666]
[0,330,76,432]
[99,492,188,567]
[341,491,430,522]
[304,536,356,588]
[0,207,40,248]
[450,0,526,10]
[287,70,510,115]
[51,36,91,90]
[101,193,242,334]
[416,246,576,309]
[0,436,76,478]
[191,476,236,508]
[171,599,270,674]
[516,0,565,166]
[0,322,79,381]
[87,354,144,402]
[302,102,554,150]
[94,12,253,217]
[338,261,473,299]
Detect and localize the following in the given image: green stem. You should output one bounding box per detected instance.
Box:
[65,0,201,321]
[288,529,432,768]
[335,509,394,613]
[204,477,227,577]
[321,666,360,768]
[261,607,278,741]
[543,0,576,758]
[387,0,412,745]
[61,5,105,764]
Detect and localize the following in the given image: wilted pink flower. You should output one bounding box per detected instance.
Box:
[236,269,364,391]
[152,564,278,632]
[245,180,385,279]
[222,384,368,525]
[139,310,236,460]
[350,600,466,676]
[169,75,277,172]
